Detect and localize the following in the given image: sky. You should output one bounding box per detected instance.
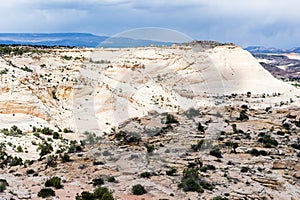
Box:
[0,0,299,48]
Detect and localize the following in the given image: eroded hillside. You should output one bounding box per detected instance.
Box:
[0,44,299,199]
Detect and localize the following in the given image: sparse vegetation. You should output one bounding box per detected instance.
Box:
[38,188,55,198]
[132,184,147,195]
[92,178,104,186]
[76,187,114,200]
[0,179,8,192]
[258,135,278,148]
[209,148,223,158]
[38,142,53,157]
[178,168,213,193]
[166,168,177,176]
[165,113,179,124]
[45,177,62,189]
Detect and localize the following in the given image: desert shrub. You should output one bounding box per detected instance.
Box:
[246,91,251,97]
[92,178,104,186]
[184,107,200,119]
[241,104,248,109]
[114,131,141,145]
[241,166,249,173]
[0,68,8,74]
[209,148,223,158]
[68,140,83,153]
[293,119,300,127]
[191,140,204,152]
[145,144,154,153]
[206,164,216,170]
[197,122,205,132]
[26,169,35,175]
[2,125,23,136]
[40,127,54,135]
[291,140,300,150]
[231,124,237,133]
[9,156,23,166]
[93,187,111,198]
[60,153,70,163]
[248,149,268,156]
[38,188,55,198]
[63,128,73,133]
[62,55,72,60]
[282,123,290,130]
[166,168,177,176]
[45,155,57,168]
[200,166,208,172]
[0,179,8,192]
[187,161,203,170]
[213,196,229,200]
[38,142,53,157]
[45,177,62,189]
[258,135,278,148]
[165,113,179,124]
[76,191,94,200]
[238,110,249,121]
[107,176,116,183]
[16,145,23,152]
[132,184,147,195]
[140,172,152,178]
[178,168,213,193]
[53,132,60,139]
[276,131,285,136]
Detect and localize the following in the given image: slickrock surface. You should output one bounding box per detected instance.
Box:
[0,43,299,199]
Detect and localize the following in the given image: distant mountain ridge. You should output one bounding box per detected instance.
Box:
[0,33,172,48]
[245,46,300,54]
[0,33,108,47]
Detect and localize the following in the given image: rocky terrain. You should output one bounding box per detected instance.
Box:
[253,53,300,82]
[0,43,299,199]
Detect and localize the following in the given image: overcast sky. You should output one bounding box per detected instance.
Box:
[1,0,299,48]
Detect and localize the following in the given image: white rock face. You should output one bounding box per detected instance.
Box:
[0,44,298,133]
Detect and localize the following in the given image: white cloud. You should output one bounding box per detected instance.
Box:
[0,0,299,47]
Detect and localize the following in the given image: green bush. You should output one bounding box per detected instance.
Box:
[45,177,62,189]
[165,113,179,124]
[76,187,114,200]
[60,153,71,163]
[53,132,60,139]
[238,110,249,121]
[92,178,104,186]
[248,149,268,156]
[38,188,55,198]
[197,122,205,132]
[241,166,249,173]
[140,172,152,178]
[0,179,8,192]
[213,196,229,200]
[26,169,35,175]
[9,156,23,166]
[166,168,177,176]
[258,135,278,148]
[38,142,53,157]
[178,168,213,193]
[107,176,116,183]
[209,148,223,158]
[76,191,94,200]
[145,144,154,153]
[16,145,23,152]
[191,140,204,152]
[132,184,147,195]
[178,169,203,193]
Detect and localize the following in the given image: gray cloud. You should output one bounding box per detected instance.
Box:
[0,0,299,47]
